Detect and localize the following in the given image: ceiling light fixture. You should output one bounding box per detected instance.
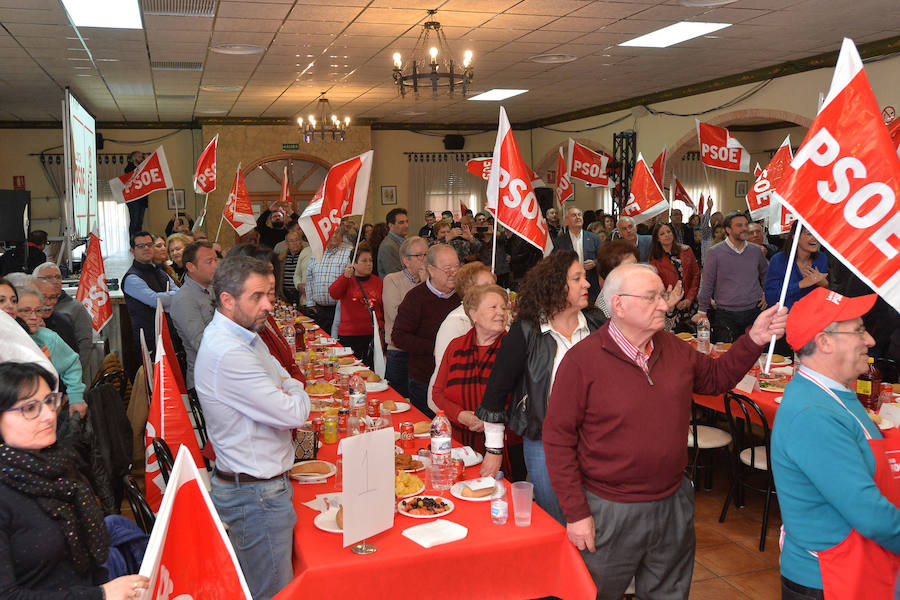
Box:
[209,43,264,55]
[468,89,528,101]
[201,85,242,92]
[529,53,578,64]
[392,10,473,99]
[297,93,350,143]
[60,0,142,29]
[619,21,731,48]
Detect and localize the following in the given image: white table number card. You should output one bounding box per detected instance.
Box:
[340,427,395,548]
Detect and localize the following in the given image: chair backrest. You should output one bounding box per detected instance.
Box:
[875,357,898,384]
[186,389,208,446]
[722,391,772,472]
[152,437,175,483]
[122,474,156,534]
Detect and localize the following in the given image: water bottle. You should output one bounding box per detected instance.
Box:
[430,410,453,492]
[696,315,711,354]
[490,471,508,525]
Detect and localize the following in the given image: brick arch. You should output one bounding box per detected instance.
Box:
[668,108,813,165]
[534,137,614,183]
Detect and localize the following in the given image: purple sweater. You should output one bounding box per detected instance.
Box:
[697,241,768,312]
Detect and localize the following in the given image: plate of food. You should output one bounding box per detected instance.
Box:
[767,353,792,366]
[675,332,694,341]
[412,421,432,438]
[395,452,425,473]
[336,356,361,367]
[309,398,338,412]
[398,496,454,518]
[395,472,425,499]
[314,506,342,533]
[383,400,410,414]
[366,381,389,393]
[302,322,318,331]
[305,381,338,399]
[758,375,789,393]
[450,479,497,502]
[290,460,336,480]
[338,365,368,376]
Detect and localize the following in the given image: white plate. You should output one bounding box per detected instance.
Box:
[770,358,793,366]
[397,496,455,519]
[389,402,411,414]
[366,381,389,393]
[879,417,895,430]
[290,460,336,480]
[338,365,368,376]
[329,347,354,357]
[450,481,497,502]
[313,508,342,533]
[774,396,782,404]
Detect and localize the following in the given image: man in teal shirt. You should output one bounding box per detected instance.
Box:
[772,287,900,599]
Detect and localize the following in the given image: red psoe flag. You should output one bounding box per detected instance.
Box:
[467,157,545,188]
[109,146,173,203]
[223,165,256,236]
[622,153,669,225]
[746,136,793,221]
[75,232,112,332]
[279,165,291,205]
[554,147,573,208]
[699,193,706,214]
[567,139,613,187]
[298,150,373,261]
[772,38,900,312]
[193,134,218,194]
[672,176,696,212]
[650,147,667,191]
[888,119,900,159]
[140,446,252,599]
[486,107,552,255]
[697,121,751,172]
[754,163,764,179]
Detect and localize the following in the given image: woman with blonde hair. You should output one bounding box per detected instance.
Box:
[165,232,191,283]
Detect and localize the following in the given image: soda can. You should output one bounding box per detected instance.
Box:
[367,399,380,418]
[452,458,465,482]
[337,409,349,433]
[400,422,415,451]
[323,416,338,444]
[311,417,324,442]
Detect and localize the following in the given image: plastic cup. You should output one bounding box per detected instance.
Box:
[510,481,534,527]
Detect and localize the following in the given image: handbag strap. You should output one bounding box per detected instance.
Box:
[354,277,380,335]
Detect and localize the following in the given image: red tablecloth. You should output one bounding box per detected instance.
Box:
[275,386,596,600]
[694,387,781,426]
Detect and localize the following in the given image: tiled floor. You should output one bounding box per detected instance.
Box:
[688,478,783,600]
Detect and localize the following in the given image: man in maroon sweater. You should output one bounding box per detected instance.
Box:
[543,263,787,600]
[391,244,461,417]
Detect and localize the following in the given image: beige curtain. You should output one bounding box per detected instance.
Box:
[670,152,728,215]
[408,152,487,221]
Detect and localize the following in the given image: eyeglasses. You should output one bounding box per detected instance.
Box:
[133,242,154,249]
[406,253,427,259]
[823,326,868,337]
[5,392,62,420]
[17,307,43,316]
[618,291,671,304]
[37,274,62,281]
[430,263,461,275]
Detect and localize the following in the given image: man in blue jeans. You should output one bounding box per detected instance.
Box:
[195,255,310,599]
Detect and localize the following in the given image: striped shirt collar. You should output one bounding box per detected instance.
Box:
[608,320,653,375]
[402,268,417,284]
[426,278,455,299]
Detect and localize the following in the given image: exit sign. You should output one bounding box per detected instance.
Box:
[282,143,299,151]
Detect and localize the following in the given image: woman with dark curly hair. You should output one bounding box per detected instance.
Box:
[648,222,699,333]
[475,250,606,524]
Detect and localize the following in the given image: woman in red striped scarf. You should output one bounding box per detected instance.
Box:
[432,284,509,454]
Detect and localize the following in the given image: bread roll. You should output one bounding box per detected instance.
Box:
[461,485,494,498]
[336,505,343,529]
[291,461,330,475]
[413,421,431,435]
[381,399,397,411]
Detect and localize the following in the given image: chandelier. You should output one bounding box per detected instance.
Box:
[392,10,473,99]
[297,94,350,142]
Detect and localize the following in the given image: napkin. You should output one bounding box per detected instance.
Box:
[450,446,480,467]
[402,520,468,548]
[301,492,342,512]
[734,373,757,394]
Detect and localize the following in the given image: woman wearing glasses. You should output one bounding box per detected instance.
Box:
[475,250,606,524]
[12,284,86,416]
[0,361,150,598]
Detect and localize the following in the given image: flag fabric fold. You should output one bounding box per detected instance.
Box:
[75,231,112,333]
[621,153,669,225]
[697,121,751,172]
[554,146,573,208]
[193,134,218,194]
[671,176,696,213]
[650,147,667,191]
[567,139,613,187]
[109,146,173,203]
[746,136,793,222]
[223,165,256,237]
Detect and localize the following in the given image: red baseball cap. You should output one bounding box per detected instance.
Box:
[786,287,877,350]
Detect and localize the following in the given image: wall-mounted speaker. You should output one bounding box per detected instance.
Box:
[443,134,465,150]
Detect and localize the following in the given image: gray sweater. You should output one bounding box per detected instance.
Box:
[697,240,768,312]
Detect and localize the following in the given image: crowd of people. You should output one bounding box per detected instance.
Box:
[3,192,900,600]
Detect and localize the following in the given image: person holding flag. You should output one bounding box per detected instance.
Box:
[195,255,310,600]
[125,150,148,237]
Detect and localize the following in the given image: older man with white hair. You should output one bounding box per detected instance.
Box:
[34,262,94,377]
[614,216,652,262]
[542,263,787,600]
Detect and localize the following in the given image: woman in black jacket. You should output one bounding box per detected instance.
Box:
[0,362,149,599]
[476,251,606,525]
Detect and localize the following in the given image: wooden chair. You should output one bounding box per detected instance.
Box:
[122,474,156,534]
[719,391,776,551]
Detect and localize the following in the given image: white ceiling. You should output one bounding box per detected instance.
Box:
[0,0,895,126]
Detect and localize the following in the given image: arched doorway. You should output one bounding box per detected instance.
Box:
[243,153,331,217]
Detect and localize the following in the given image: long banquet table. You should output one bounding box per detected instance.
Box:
[274,340,596,600]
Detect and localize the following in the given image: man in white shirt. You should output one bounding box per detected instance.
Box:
[195,255,310,600]
[554,208,604,303]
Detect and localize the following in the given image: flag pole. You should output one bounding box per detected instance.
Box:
[490,211,498,274]
[194,193,209,232]
[350,216,365,264]
[701,163,713,199]
[214,212,225,243]
[762,222,801,373]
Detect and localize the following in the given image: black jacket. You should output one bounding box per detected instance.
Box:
[476,309,606,440]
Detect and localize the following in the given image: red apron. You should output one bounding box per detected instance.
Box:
[800,371,900,599]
